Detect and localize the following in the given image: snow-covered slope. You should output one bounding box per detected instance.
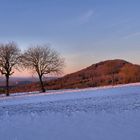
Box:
[0,84,140,140]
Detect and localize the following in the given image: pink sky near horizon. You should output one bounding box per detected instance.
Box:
[0,1,140,78]
[13,58,140,78]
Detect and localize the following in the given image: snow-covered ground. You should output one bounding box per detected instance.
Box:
[0,83,140,140]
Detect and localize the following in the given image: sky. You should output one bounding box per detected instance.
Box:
[0,0,140,77]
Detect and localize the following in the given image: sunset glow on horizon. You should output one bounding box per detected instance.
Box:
[0,0,140,77]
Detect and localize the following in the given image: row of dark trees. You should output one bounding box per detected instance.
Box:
[0,42,64,96]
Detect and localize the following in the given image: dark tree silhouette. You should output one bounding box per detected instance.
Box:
[21,44,64,92]
[0,42,21,96]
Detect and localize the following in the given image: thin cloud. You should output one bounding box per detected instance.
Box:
[123,32,140,39]
[60,9,95,27]
[78,10,95,24]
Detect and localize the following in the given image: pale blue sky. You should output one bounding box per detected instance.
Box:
[0,0,140,75]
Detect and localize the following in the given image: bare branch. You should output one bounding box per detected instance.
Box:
[0,42,21,96]
[21,44,65,92]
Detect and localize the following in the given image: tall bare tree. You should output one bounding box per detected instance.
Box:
[21,45,64,92]
[0,42,21,96]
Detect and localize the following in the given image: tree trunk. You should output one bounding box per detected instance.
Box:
[39,75,45,92]
[112,73,115,85]
[6,75,9,96]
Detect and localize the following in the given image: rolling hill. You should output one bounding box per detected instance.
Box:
[1,84,140,140]
[11,59,140,93]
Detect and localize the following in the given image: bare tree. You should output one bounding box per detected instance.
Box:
[21,45,64,92]
[0,42,21,96]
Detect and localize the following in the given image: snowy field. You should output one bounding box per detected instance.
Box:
[0,83,140,140]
